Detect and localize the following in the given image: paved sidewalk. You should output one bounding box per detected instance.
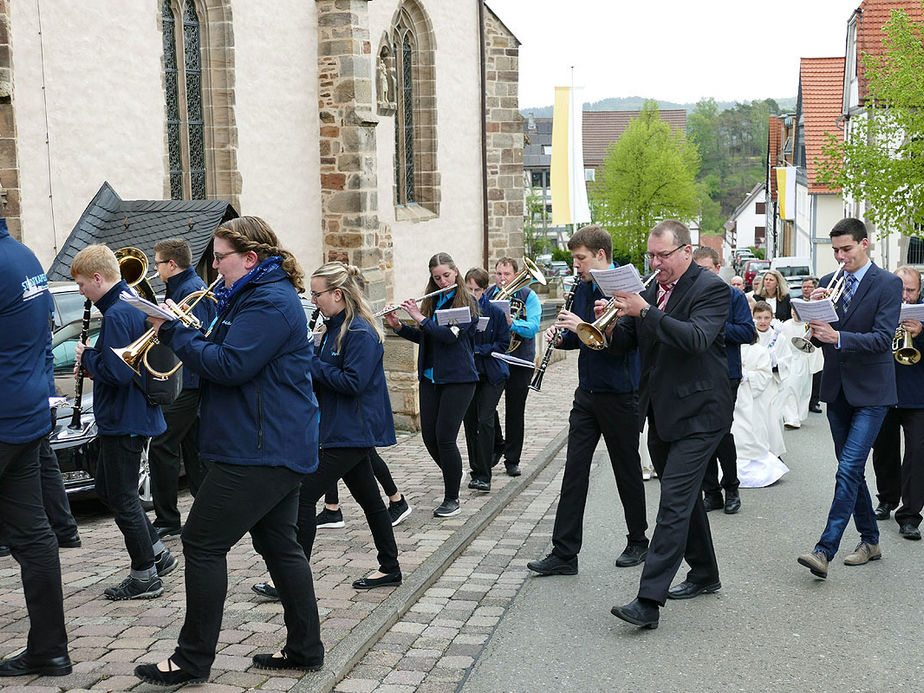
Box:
[0,354,576,691]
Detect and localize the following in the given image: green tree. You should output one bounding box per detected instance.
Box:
[523,188,551,258]
[818,6,924,234]
[591,100,702,268]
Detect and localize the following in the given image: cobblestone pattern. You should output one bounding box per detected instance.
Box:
[0,355,577,690]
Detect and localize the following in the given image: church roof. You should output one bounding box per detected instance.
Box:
[46,182,238,293]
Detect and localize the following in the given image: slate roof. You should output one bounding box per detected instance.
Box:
[523,116,552,168]
[582,110,687,169]
[855,0,924,102]
[798,57,845,194]
[47,182,238,293]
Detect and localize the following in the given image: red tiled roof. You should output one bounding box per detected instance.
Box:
[768,116,783,201]
[582,110,687,169]
[855,0,924,102]
[799,57,845,194]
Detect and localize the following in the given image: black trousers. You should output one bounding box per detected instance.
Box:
[37,437,79,540]
[463,376,505,483]
[419,380,476,501]
[873,407,924,527]
[149,389,205,529]
[551,388,647,560]
[95,435,159,571]
[173,462,322,678]
[493,366,531,465]
[324,449,397,506]
[0,437,68,659]
[298,447,399,573]
[702,379,741,496]
[638,414,723,606]
[810,371,822,409]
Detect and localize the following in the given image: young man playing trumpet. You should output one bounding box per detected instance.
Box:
[527,224,648,577]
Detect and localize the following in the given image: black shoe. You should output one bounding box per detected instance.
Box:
[610,598,659,629]
[703,493,723,512]
[155,550,178,577]
[615,543,648,567]
[667,579,722,600]
[388,495,412,527]
[0,545,9,558]
[809,403,823,413]
[154,525,181,539]
[527,553,578,576]
[433,499,461,517]
[505,463,521,477]
[724,491,741,515]
[0,651,73,677]
[57,532,82,548]
[134,659,207,686]
[316,507,345,529]
[104,574,164,600]
[252,652,323,672]
[468,478,491,492]
[352,570,402,590]
[875,502,897,521]
[899,523,922,540]
[252,582,280,599]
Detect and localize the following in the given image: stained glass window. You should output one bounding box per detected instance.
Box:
[393,30,417,206]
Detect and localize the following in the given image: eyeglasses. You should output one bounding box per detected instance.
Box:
[310,288,334,299]
[213,250,242,263]
[645,245,687,262]
[153,259,171,266]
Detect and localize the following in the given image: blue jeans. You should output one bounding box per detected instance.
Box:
[816,392,888,559]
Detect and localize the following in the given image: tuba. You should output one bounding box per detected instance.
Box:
[114,247,158,303]
[493,258,547,353]
[893,326,921,366]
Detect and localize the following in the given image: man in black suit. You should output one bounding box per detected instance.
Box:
[797,218,902,579]
[606,220,733,629]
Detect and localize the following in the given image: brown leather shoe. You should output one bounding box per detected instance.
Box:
[843,542,881,566]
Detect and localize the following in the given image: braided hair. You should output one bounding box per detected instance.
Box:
[213,216,305,292]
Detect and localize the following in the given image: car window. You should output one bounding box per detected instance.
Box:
[53,325,100,375]
[52,291,91,328]
[777,266,810,277]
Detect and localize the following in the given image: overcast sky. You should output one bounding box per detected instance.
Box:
[486,0,864,108]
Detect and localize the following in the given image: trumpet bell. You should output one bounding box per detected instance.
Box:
[576,323,607,350]
[790,336,816,353]
[896,347,921,366]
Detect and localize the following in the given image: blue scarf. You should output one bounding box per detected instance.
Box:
[213,256,283,316]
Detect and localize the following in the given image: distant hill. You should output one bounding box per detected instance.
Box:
[521,96,798,119]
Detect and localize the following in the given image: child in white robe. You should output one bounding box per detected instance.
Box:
[752,302,787,458]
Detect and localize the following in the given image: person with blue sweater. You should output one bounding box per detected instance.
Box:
[72,245,176,602]
[0,218,71,678]
[135,217,323,686]
[385,252,479,518]
[147,237,217,538]
[462,267,510,492]
[527,225,648,577]
[693,246,757,515]
[487,257,542,477]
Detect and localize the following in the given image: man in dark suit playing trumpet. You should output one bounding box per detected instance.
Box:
[605,220,733,629]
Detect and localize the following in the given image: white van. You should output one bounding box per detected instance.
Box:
[770,256,812,290]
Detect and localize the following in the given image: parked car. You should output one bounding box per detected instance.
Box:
[547,261,571,278]
[743,259,770,292]
[770,256,812,291]
[732,250,755,274]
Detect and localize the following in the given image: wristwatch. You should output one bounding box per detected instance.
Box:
[640,305,650,319]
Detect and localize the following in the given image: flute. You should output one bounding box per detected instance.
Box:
[375,285,456,317]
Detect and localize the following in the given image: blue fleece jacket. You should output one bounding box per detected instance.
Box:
[81,281,167,437]
[311,311,396,448]
[474,294,510,385]
[159,266,318,474]
[0,220,54,443]
[165,266,216,390]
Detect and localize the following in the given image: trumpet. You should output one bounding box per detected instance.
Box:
[791,262,846,353]
[576,270,660,350]
[111,276,222,380]
[893,326,921,366]
[375,285,456,317]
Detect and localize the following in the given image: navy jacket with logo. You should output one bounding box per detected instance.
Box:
[311,311,396,449]
[473,294,510,385]
[395,303,478,384]
[160,266,319,474]
[165,266,216,391]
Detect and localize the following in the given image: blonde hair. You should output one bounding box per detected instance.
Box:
[214,216,305,292]
[70,244,120,282]
[312,262,383,351]
[754,269,790,300]
[421,252,478,318]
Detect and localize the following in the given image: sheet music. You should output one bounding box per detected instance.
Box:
[900,303,924,322]
[476,316,491,332]
[491,352,536,369]
[790,297,839,324]
[435,307,472,326]
[119,291,177,321]
[589,266,646,296]
[490,300,511,318]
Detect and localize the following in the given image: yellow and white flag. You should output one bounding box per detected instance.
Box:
[775,166,797,221]
[551,86,591,226]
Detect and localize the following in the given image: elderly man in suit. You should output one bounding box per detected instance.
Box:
[604,220,734,629]
[797,218,902,579]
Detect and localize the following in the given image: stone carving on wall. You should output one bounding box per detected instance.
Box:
[376,40,396,116]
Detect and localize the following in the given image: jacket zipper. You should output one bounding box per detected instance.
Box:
[256,381,264,450]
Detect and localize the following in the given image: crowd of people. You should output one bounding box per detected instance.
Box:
[0,213,918,681]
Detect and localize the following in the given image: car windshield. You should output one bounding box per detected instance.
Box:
[53,321,101,375]
[52,291,92,328]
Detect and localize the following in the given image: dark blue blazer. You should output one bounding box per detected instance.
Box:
[725,288,757,379]
[474,294,510,385]
[814,262,902,407]
[310,311,397,448]
[165,266,216,391]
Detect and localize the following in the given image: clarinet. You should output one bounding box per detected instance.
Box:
[69,299,92,429]
[528,290,575,392]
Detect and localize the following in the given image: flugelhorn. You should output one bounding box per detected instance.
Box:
[893,326,921,365]
[576,270,660,350]
[493,258,547,353]
[112,276,222,380]
[375,285,456,317]
[791,262,846,353]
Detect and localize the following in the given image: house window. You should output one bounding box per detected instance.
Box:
[756,202,766,214]
[163,0,206,200]
[908,236,924,265]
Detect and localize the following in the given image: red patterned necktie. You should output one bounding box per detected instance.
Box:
[657,282,676,311]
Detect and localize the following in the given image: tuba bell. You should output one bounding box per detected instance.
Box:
[114,247,158,303]
[493,257,547,353]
